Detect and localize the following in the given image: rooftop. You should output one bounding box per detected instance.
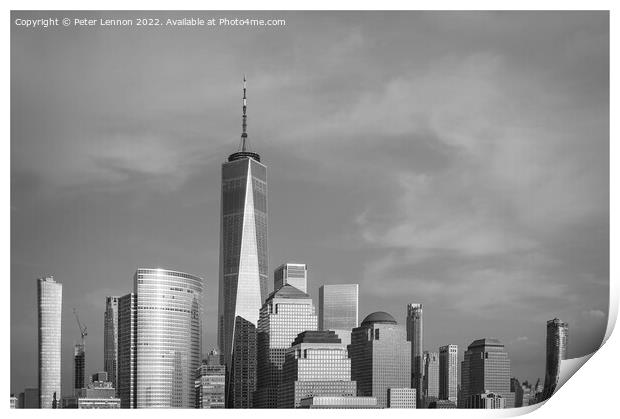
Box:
[361,311,397,326]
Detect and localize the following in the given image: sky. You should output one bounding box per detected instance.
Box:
[11,11,609,395]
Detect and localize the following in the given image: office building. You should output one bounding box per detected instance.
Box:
[104,296,120,391]
[439,344,458,403]
[195,349,225,408]
[77,380,120,408]
[10,396,17,409]
[387,388,417,408]
[133,268,203,408]
[468,391,506,409]
[423,351,439,404]
[542,318,568,401]
[255,284,317,408]
[511,377,524,407]
[349,312,411,408]
[406,303,423,406]
[279,331,357,408]
[319,284,358,346]
[274,263,307,293]
[117,292,136,408]
[460,338,511,408]
[74,343,85,391]
[19,388,39,408]
[37,276,62,408]
[299,396,379,408]
[428,400,457,408]
[218,78,268,408]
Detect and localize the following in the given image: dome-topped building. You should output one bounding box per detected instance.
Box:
[361,311,397,327]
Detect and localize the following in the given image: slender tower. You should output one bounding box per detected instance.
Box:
[542,318,568,401]
[406,303,423,407]
[218,77,268,407]
[37,276,62,408]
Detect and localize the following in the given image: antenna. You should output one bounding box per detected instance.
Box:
[73,308,87,346]
[241,75,248,151]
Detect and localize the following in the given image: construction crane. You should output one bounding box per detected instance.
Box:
[73,308,87,345]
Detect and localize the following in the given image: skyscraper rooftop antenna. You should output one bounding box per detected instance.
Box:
[228,75,261,162]
[241,75,247,152]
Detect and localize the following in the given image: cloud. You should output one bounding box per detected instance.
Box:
[582,309,606,319]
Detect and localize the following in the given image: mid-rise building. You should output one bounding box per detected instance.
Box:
[104,296,120,391]
[218,78,268,408]
[37,276,62,408]
[387,388,417,408]
[299,396,379,408]
[542,318,568,401]
[74,343,85,392]
[428,399,457,408]
[195,349,225,408]
[274,263,307,293]
[117,292,136,408]
[349,312,412,408]
[19,388,39,408]
[468,391,506,409]
[406,303,423,406]
[423,351,439,404]
[255,284,317,408]
[10,396,17,409]
[279,331,357,408]
[319,284,358,346]
[133,268,203,408]
[460,338,511,408]
[511,377,524,407]
[439,344,458,403]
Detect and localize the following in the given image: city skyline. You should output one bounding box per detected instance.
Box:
[11,11,608,397]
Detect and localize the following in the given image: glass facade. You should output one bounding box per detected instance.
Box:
[279,331,356,408]
[274,263,307,293]
[319,284,358,331]
[542,318,568,400]
[117,293,136,408]
[74,344,85,391]
[255,284,317,407]
[194,352,225,408]
[134,268,203,408]
[423,351,439,401]
[460,338,511,408]
[104,296,120,392]
[218,154,268,407]
[349,313,411,409]
[37,276,62,408]
[439,344,458,402]
[406,303,423,406]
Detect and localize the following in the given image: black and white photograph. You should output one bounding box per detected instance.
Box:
[8,6,611,413]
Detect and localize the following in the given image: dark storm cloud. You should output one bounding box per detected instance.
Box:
[11,11,608,394]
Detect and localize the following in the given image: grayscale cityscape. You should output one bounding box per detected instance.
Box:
[10,11,608,410]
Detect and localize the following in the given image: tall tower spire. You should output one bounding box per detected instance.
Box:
[229,75,260,162]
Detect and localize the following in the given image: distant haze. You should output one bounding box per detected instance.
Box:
[11,11,608,395]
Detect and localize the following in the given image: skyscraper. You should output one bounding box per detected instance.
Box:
[319,284,358,345]
[134,268,203,408]
[104,296,120,392]
[279,331,357,408]
[542,318,568,401]
[195,349,225,408]
[423,351,439,403]
[460,338,511,408]
[117,293,136,408]
[349,312,412,408]
[406,303,423,406]
[218,77,268,408]
[74,343,85,391]
[255,284,317,407]
[439,344,458,403]
[37,276,62,408]
[274,263,307,293]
